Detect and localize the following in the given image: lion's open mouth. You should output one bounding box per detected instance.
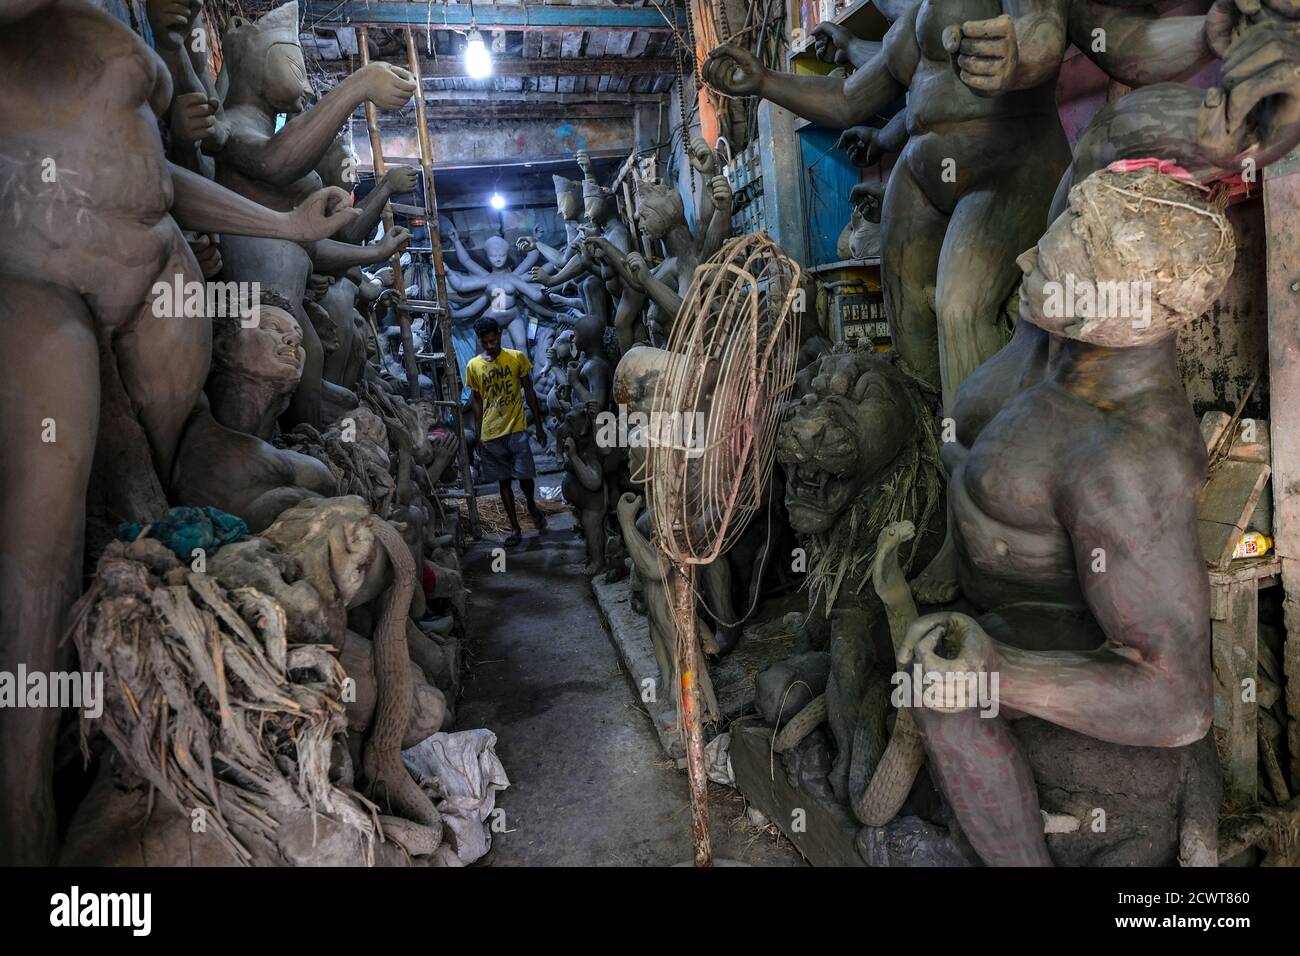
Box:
[783,462,854,531]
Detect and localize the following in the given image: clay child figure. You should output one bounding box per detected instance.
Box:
[900,166,1233,866]
[466,317,549,547]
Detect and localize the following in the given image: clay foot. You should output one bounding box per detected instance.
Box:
[503,530,522,547]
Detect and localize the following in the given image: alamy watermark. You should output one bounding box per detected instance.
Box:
[891,663,1000,718]
[150,275,262,326]
[0,665,103,718]
[1043,273,1152,329]
[594,404,706,459]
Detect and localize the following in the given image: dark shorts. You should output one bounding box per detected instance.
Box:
[479,430,536,483]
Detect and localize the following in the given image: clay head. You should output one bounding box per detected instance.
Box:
[573,313,604,356]
[1018,168,1235,346]
[552,329,576,362]
[213,292,305,390]
[583,179,616,224]
[634,179,684,241]
[553,175,583,222]
[484,235,510,269]
[224,1,312,113]
[776,353,916,534]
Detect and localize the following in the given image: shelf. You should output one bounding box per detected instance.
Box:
[808,256,881,274]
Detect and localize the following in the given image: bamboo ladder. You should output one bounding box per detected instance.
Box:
[357,25,481,539]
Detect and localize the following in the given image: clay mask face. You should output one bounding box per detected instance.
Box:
[485,237,509,269]
[264,42,311,113]
[218,305,305,386]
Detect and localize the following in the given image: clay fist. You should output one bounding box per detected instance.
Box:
[1198,17,1300,167]
[688,138,718,176]
[811,20,854,65]
[898,612,997,712]
[943,14,1020,97]
[171,92,226,148]
[147,0,199,49]
[702,44,766,96]
[187,233,222,279]
[708,174,733,210]
[624,252,651,289]
[516,236,537,253]
[379,225,412,256]
[284,186,362,241]
[576,149,592,175]
[384,165,419,193]
[359,62,417,111]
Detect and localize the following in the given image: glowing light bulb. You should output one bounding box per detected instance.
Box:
[489,192,506,210]
[464,27,492,80]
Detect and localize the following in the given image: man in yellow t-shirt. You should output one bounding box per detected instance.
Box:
[466,316,549,546]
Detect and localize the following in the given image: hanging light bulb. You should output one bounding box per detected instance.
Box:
[464,20,492,80]
[489,192,506,210]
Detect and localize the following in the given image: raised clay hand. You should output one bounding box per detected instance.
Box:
[171,92,225,147]
[285,186,362,241]
[812,20,854,65]
[702,43,767,96]
[381,225,413,256]
[359,62,417,111]
[576,149,593,177]
[837,126,884,167]
[708,174,733,211]
[516,235,537,253]
[624,252,651,289]
[147,0,199,49]
[529,265,549,283]
[1199,16,1300,166]
[943,15,1019,96]
[617,491,643,522]
[898,612,996,712]
[187,232,222,279]
[850,181,885,223]
[384,165,419,193]
[688,138,717,176]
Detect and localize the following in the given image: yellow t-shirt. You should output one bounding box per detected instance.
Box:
[466,348,532,442]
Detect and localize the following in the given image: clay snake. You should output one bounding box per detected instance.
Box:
[772,521,926,827]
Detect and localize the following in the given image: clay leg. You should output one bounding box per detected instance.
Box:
[0,278,100,864]
[880,162,946,392]
[114,231,211,476]
[580,507,607,573]
[700,556,741,655]
[910,706,1052,866]
[935,159,1065,410]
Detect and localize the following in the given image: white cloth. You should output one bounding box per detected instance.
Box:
[402,729,510,864]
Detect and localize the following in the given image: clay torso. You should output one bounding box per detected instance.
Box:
[0,3,177,303]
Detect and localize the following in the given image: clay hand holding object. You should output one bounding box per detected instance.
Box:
[315,134,420,246]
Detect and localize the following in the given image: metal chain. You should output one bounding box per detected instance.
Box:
[675,9,696,200]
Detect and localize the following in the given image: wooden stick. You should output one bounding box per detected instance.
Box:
[403,26,481,540]
[672,562,712,866]
[359,27,421,402]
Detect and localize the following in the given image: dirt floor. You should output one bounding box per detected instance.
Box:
[453,472,805,867]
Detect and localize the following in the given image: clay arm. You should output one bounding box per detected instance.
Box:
[445,268,493,293]
[445,228,488,276]
[307,226,410,273]
[700,175,734,261]
[616,494,661,576]
[546,291,586,311]
[333,168,416,245]
[1069,1,1214,87]
[702,9,915,129]
[904,455,1212,748]
[219,66,413,186]
[532,250,595,287]
[168,164,359,240]
[635,264,684,323]
[581,237,635,286]
[513,248,541,273]
[566,437,605,492]
[449,295,489,320]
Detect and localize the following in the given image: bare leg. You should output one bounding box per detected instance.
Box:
[0,278,99,864]
[115,230,211,477]
[880,162,946,392]
[910,706,1052,866]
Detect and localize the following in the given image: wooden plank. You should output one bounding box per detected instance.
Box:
[1198,459,1271,569]
[416,55,675,77]
[541,31,563,58]
[560,30,584,58]
[730,720,865,867]
[523,29,542,59]
[303,1,686,30]
[1263,153,1300,789]
[586,29,609,57]
[1212,581,1259,806]
[606,30,634,56]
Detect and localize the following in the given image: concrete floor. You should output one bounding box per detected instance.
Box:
[454,488,804,867]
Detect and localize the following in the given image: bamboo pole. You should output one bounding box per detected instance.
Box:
[403,26,482,541]
[672,563,712,866]
[359,26,421,402]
